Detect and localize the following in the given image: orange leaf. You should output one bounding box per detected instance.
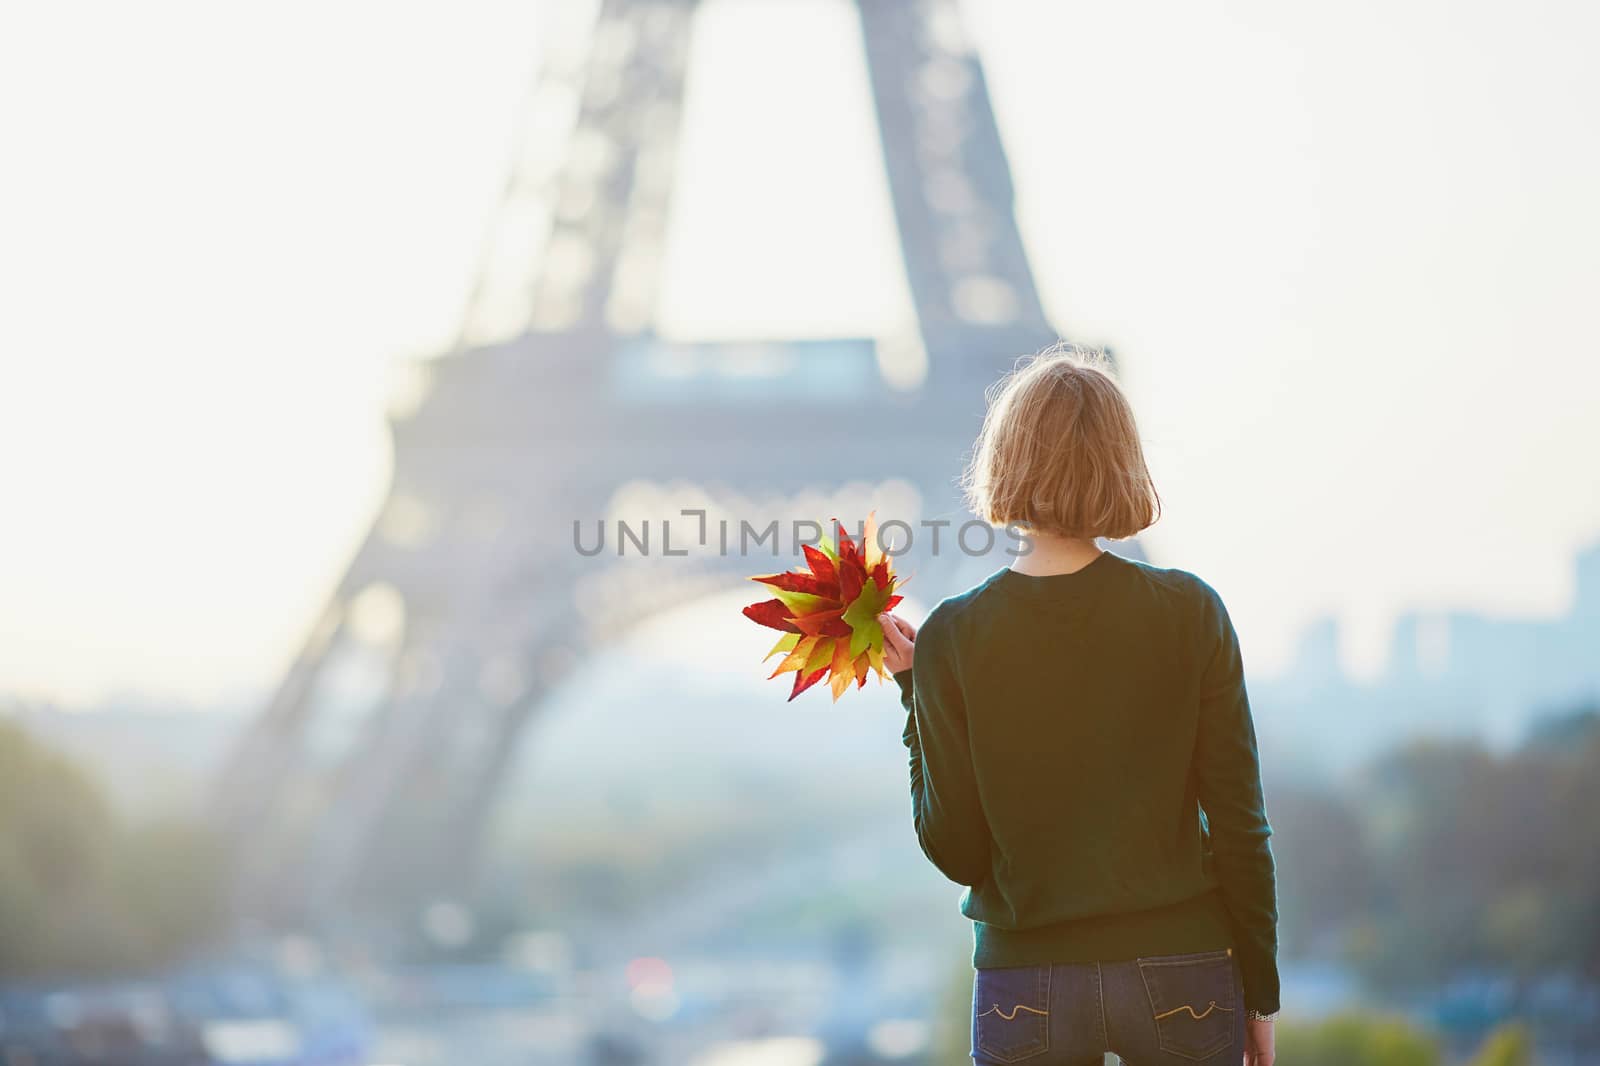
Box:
[829,639,855,701]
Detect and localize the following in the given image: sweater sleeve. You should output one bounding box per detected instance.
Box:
[893,616,991,888]
[1194,586,1281,1014]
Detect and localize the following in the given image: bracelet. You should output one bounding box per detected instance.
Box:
[1246,1009,1279,1022]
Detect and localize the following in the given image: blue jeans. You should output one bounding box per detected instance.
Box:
[971,949,1245,1064]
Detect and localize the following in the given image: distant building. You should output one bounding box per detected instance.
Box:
[1255,541,1600,769]
[1385,540,1600,740]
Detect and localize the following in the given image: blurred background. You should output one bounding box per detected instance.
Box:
[3,0,1600,1063]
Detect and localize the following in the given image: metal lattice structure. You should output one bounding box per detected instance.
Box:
[216,0,1070,927]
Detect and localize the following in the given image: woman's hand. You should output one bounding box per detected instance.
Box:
[1245,1017,1275,1065]
[878,613,917,675]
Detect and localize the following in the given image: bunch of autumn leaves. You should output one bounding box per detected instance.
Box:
[741,517,904,701]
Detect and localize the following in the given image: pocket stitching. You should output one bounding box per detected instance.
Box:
[977,1004,1050,1022]
[975,965,1051,1063]
[1153,1000,1234,1022]
[1137,955,1234,1062]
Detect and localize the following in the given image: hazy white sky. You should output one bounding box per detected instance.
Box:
[2,0,1598,706]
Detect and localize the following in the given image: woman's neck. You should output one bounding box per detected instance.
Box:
[1009,532,1105,576]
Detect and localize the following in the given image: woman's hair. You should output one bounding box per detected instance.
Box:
[962,343,1160,541]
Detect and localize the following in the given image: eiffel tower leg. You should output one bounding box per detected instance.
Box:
[213,599,343,828]
[392,677,553,906]
[287,523,581,921]
[295,625,475,920]
[857,0,1060,378]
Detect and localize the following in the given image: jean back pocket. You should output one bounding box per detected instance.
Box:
[973,964,1050,1063]
[1136,949,1237,1061]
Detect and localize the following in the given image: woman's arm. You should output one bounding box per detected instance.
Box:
[883,610,991,888]
[1193,586,1281,1016]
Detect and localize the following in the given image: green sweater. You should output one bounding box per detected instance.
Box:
[894,551,1280,1014]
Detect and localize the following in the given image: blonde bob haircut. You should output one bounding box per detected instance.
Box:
[962,344,1160,541]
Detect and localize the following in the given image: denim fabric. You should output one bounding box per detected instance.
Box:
[971,949,1244,1065]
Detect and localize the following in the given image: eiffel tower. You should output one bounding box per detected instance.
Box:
[216,0,1069,929]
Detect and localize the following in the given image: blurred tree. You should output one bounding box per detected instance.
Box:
[0,718,117,974]
[112,817,226,963]
[1468,1022,1534,1066]
[0,719,225,978]
[1521,703,1599,753]
[1274,1012,1442,1066]
[1263,782,1370,954]
[931,960,973,1066]
[1345,708,1600,991]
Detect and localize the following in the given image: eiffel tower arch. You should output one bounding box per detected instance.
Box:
[216,0,1078,930]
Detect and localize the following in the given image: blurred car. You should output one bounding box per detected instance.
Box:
[0,963,369,1066]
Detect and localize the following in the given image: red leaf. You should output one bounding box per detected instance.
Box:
[792,607,851,637]
[840,557,865,606]
[743,599,800,633]
[870,559,891,590]
[883,594,903,611]
[834,519,857,562]
[803,544,837,585]
[789,665,828,701]
[750,571,833,597]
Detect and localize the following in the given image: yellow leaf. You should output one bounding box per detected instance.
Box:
[803,636,835,676]
[866,642,885,677]
[769,634,820,678]
[764,633,801,661]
